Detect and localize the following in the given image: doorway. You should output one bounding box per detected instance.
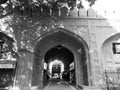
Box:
[43,45,75,85]
[32,29,90,87]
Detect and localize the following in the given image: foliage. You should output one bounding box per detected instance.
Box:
[0,0,97,56]
[0,32,17,59]
[0,0,98,88]
[0,0,97,18]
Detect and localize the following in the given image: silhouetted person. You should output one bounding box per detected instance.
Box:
[62,70,70,81]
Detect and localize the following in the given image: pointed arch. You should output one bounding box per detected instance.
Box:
[102,33,120,70]
[34,28,89,58]
[32,28,91,87]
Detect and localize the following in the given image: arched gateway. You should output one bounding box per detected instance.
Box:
[32,28,91,88]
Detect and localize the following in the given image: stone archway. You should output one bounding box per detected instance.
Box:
[32,28,90,88]
[0,32,17,88]
[43,45,75,86]
[102,33,120,70]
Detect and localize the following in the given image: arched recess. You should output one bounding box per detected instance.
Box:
[0,32,17,88]
[102,33,120,70]
[43,45,75,86]
[32,28,91,88]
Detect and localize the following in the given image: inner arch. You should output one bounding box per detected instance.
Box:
[43,45,75,85]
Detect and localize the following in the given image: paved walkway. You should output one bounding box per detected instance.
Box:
[42,79,78,90]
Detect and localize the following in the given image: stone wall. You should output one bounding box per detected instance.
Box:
[10,7,120,90]
[15,51,34,90]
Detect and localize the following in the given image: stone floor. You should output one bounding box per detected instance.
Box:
[42,79,79,90]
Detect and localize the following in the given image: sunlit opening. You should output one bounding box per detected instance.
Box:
[49,59,64,75]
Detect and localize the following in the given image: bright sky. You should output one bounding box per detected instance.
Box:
[49,59,64,74]
[92,0,120,19]
[94,0,120,10]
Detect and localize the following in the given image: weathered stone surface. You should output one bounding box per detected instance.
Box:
[9,11,120,89]
[15,51,34,90]
[82,86,102,90]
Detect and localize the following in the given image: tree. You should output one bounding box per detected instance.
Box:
[0,0,97,52]
[0,0,97,19]
[0,0,97,88]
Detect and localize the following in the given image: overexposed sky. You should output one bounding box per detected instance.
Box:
[93,0,120,11]
[91,0,120,19]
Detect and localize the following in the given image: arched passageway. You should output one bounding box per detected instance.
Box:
[44,45,75,86]
[32,29,90,88]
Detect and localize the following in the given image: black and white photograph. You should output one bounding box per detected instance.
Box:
[0,0,120,90]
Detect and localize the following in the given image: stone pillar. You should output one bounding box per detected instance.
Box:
[88,21,101,86]
[15,51,34,90]
[75,52,84,86]
[32,55,44,89]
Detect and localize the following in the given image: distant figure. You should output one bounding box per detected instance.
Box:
[62,70,70,81]
[47,70,52,80]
